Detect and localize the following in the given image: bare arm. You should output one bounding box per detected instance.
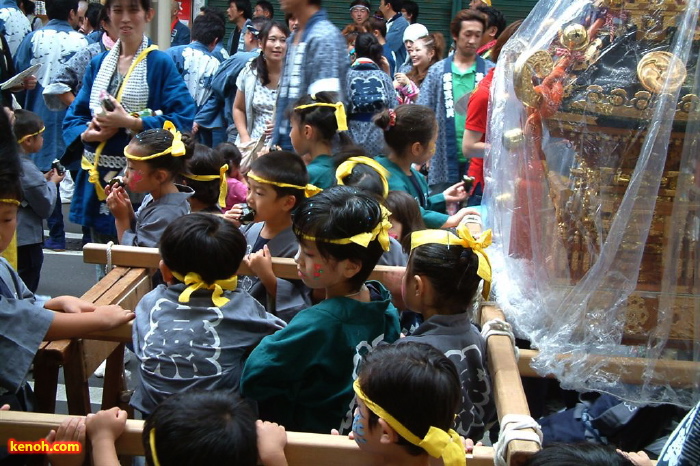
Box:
[44,306,134,341]
[462,129,486,159]
[233,90,250,143]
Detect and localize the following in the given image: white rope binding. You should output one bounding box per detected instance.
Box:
[493,414,543,466]
[481,318,519,360]
[105,241,114,275]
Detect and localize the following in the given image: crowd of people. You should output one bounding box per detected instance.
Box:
[0,0,698,465]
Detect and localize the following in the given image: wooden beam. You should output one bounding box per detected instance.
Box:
[82,244,405,282]
[481,305,540,466]
[0,411,495,466]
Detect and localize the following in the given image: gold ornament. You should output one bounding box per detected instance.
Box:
[637,51,687,94]
[560,24,589,51]
[514,50,553,108]
[502,129,525,151]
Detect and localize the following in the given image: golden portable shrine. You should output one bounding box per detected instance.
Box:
[486,0,699,406]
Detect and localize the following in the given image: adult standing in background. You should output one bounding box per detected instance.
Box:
[15,0,88,251]
[475,5,505,60]
[0,0,31,55]
[379,0,408,67]
[254,0,273,18]
[227,0,251,56]
[417,9,493,193]
[270,0,347,151]
[75,0,86,31]
[401,0,418,24]
[170,0,190,46]
[82,1,102,36]
[349,0,369,26]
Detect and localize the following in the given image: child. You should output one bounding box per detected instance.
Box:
[374,106,472,228]
[241,186,401,434]
[181,135,228,213]
[0,108,134,412]
[105,121,194,247]
[346,33,397,157]
[85,391,289,466]
[384,190,425,247]
[290,92,352,189]
[13,109,64,292]
[352,342,465,466]
[230,151,314,322]
[525,443,639,466]
[216,141,248,210]
[130,213,285,416]
[400,225,496,439]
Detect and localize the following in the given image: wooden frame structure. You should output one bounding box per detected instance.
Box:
[1,244,540,465]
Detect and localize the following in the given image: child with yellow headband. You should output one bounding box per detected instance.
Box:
[352,342,466,466]
[130,213,285,416]
[241,186,401,434]
[105,122,194,247]
[14,109,64,292]
[0,109,134,413]
[229,151,314,323]
[180,135,229,213]
[399,225,496,439]
[290,92,353,189]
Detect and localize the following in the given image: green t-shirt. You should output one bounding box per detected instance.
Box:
[451,61,477,163]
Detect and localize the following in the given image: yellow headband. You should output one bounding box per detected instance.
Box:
[410,225,492,299]
[124,121,186,160]
[182,164,229,208]
[294,101,349,131]
[247,172,322,198]
[0,198,20,205]
[353,379,466,466]
[170,271,238,307]
[17,126,45,144]
[297,205,392,252]
[149,429,162,466]
[335,156,390,198]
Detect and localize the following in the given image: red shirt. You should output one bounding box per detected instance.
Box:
[464,67,495,188]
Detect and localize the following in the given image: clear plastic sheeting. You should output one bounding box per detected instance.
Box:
[483,0,699,407]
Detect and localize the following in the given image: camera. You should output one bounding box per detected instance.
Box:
[462,175,475,190]
[238,204,256,225]
[101,96,115,112]
[108,176,125,189]
[51,159,65,176]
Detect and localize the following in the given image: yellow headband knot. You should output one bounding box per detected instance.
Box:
[125,121,186,160]
[170,271,238,307]
[410,225,492,299]
[298,205,392,252]
[182,164,229,208]
[247,172,321,198]
[17,126,45,144]
[294,101,348,131]
[0,198,20,205]
[335,156,390,198]
[353,379,466,466]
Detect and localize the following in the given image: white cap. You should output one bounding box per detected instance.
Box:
[403,23,429,43]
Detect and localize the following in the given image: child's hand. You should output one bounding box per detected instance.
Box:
[394,72,409,86]
[443,207,472,229]
[94,305,135,330]
[462,437,483,453]
[45,296,97,314]
[222,205,243,227]
[46,416,86,466]
[617,450,653,466]
[256,420,288,466]
[330,429,355,440]
[45,168,64,184]
[245,245,273,279]
[442,181,467,203]
[1,404,9,410]
[106,186,133,221]
[86,407,127,444]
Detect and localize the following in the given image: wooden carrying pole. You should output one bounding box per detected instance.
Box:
[0,411,496,466]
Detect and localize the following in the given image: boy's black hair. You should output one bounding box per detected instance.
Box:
[86,2,103,29]
[359,342,460,457]
[406,238,482,315]
[13,109,43,141]
[249,150,308,208]
[0,107,23,201]
[214,142,242,171]
[374,105,436,158]
[354,32,384,64]
[132,128,194,178]
[228,0,252,19]
[254,20,289,86]
[384,0,402,13]
[385,190,424,247]
[293,186,385,291]
[292,92,353,147]
[524,444,634,466]
[199,6,227,25]
[143,390,258,466]
[476,5,506,39]
[183,135,225,209]
[47,0,79,20]
[402,0,418,22]
[160,213,246,284]
[192,10,226,45]
[334,148,386,201]
[255,0,273,17]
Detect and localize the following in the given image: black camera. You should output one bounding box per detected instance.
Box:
[101,96,115,112]
[238,204,256,225]
[462,175,475,191]
[108,175,125,189]
[51,159,65,176]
